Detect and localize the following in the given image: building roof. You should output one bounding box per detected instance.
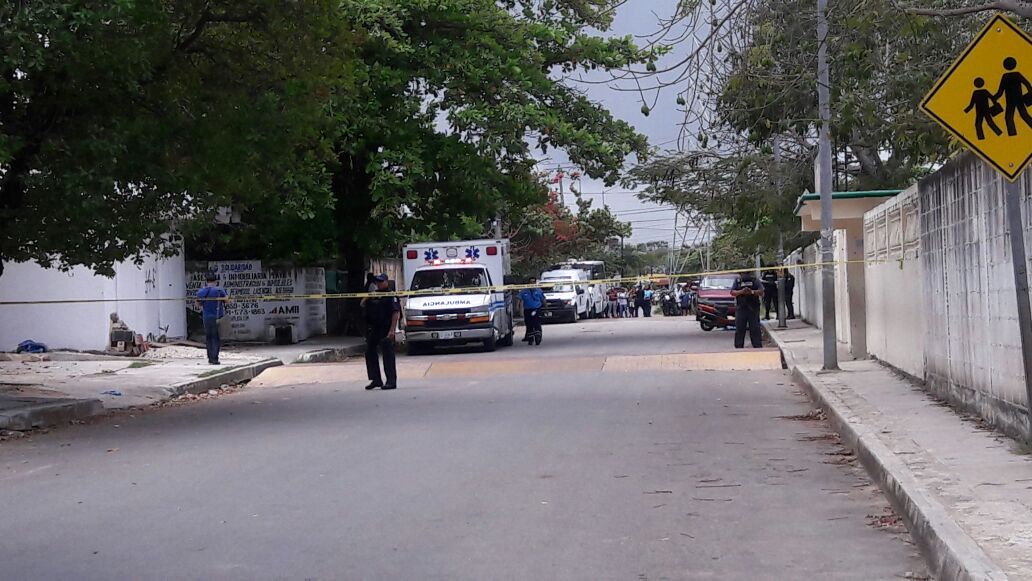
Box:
[793,189,903,216]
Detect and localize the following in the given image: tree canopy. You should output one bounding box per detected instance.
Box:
[0,1,349,277]
[2,1,650,284]
[627,0,985,259]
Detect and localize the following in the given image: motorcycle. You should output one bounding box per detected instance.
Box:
[660,291,682,317]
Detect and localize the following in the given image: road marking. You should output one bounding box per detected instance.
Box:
[251,350,781,386]
[603,351,782,372]
[425,357,605,378]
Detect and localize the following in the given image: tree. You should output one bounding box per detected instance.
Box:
[904,1,1032,18]
[319,0,651,291]
[0,1,349,278]
[625,0,981,259]
[508,190,632,278]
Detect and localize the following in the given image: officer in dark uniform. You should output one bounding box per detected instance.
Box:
[731,270,765,349]
[361,274,400,390]
[784,267,797,319]
[761,268,778,320]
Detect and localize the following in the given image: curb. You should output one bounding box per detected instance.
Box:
[0,397,104,431]
[294,345,365,364]
[768,329,1008,581]
[164,358,283,397]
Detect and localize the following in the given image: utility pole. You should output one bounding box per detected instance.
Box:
[774,137,787,329]
[557,167,565,208]
[670,212,678,275]
[817,0,838,370]
[494,212,502,239]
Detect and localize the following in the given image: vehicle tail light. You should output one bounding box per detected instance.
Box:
[406,250,417,259]
[486,246,497,256]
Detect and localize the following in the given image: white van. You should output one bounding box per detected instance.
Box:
[402,239,514,353]
[539,269,590,323]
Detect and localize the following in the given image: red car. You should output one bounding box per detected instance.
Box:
[694,274,740,331]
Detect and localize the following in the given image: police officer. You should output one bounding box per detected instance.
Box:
[361,274,400,390]
[784,267,797,319]
[731,269,765,349]
[518,277,545,345]
[761,268,778,320]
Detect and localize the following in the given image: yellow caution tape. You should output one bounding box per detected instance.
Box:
[0,258,896,305]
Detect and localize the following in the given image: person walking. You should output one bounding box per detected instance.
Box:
[783,268,796,319]
[761,269,778,320]
[518,277,545,345]
[361,274,400,390]
[196,273,228,365]
[731,270,764,349]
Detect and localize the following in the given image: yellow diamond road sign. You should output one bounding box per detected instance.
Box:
[921,14,1032,181]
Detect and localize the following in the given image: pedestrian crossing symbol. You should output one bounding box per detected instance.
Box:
[921,14,1032,181]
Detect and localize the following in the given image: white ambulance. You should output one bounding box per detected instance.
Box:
[401,239,514,354]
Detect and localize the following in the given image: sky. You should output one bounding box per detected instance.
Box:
[536,0,708,245]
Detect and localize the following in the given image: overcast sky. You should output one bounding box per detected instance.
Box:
[537,1,707,244]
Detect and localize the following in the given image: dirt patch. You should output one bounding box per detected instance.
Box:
[777,408,826,421]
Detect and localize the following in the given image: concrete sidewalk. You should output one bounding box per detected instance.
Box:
[768,321,1032,581]
[0,335,364,432]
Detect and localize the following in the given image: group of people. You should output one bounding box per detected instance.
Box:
[602,285,653,318]
[760,269,796,320]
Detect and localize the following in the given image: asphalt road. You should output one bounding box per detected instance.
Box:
[1,316,927,580]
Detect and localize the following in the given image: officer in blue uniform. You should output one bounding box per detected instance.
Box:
[518,277,546,345]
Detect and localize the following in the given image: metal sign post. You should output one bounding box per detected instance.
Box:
[1004,179,1032,438]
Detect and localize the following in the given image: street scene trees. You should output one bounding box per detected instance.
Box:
[3,2,1032,579]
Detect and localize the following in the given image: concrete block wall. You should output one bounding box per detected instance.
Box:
[864,186,924,378]
[918,154,1032,439]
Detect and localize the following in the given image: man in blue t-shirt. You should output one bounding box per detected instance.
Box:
[518,277,546,345]
[196,273,228,364]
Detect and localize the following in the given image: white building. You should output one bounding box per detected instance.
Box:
[0,255,187,352]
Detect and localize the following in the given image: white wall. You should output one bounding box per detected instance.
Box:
[864,186,924,378]
[186,261,327,342]
[919,155,1032,418]
[0,254,187,351]
[834,229,850,346]
[791,238,852,347]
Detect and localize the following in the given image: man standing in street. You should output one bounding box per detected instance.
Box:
[784,267,797,319]
[196,273,228,365]
[361,274,400,390]
[518,277,545,345]
[731,270,764,349]
[761,268,778,320]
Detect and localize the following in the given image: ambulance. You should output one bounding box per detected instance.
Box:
[401,239,514,354]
